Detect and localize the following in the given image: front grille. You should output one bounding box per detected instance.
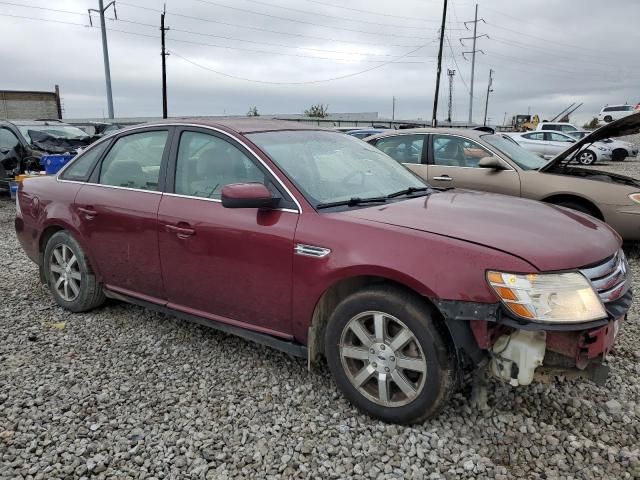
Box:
[580,250,631,304]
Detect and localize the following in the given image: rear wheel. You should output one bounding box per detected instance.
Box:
[577,150,597,165]
[44,231,105,312]
[604,115,613,122]
[325,285,456,424]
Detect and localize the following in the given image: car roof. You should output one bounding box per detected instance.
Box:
[131,117,333,135]
[366,127,486,141]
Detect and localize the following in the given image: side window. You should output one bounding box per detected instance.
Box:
[432,135,492,168]
[99,131,168,191]
[60,141,110,181]
[547,132,573,142]
[523,132,544,141]
[375,135,424,164]
[0,128,20,150]
[175,131,265,199]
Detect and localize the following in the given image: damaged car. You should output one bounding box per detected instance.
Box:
[15,119,632,424]
[0,119,96,189]
[368,112,640,242]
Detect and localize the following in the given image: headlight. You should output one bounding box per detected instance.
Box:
[596,146,609,151]
[487,271,606,323]
[629,193,640,204]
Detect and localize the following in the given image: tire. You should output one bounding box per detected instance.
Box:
[552,200,596,217]
[44,231,105,312]
[324,285,456,424]
[577,150,597,165]
[612,148,628,162]
[604,115,613,122]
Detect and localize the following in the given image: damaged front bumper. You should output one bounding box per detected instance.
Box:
[436,289,631,387]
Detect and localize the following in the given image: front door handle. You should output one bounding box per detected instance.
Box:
[78,206,98,218]
[433,175,453,181]
[165,224,196,239]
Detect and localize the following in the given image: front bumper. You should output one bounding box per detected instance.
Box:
[436,289,632,385]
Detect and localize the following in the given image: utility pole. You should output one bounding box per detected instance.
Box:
[161,4,170,119]
[460,4,487,125]
[392,96,396,121]
[89,1,117,119]
[446,69,455,123]
[431,0,448,127]
[483,69,494,127]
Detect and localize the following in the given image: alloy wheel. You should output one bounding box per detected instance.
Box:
[49,244,82,302]
[339,311,427,407]
[579,151,596,165]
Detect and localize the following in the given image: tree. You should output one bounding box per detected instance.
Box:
[304,104,329,118]
[582,117,599,129]
[247,106,259,117]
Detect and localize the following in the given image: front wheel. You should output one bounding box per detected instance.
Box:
[577,150,597,165]
[603,115,613,122]
[44,231,105,312]
[325,286,456,424]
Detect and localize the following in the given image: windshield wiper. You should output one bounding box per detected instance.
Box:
[316,196,388,209]
[385,186,431,198]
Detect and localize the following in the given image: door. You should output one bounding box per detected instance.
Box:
[544,132,574,156]
[428,134,521,196]
[372,134,427,178]
[157,128,299,336]
[74,128,172,301]
[517,132,547,155]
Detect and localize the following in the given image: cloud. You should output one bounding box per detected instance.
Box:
[1,0,638,124]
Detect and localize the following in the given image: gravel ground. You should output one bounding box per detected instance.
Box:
[1,197,639,480]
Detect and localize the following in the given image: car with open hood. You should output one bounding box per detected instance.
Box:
[0,119,96,189]
[367,113,640,242]
[15,118,631,424]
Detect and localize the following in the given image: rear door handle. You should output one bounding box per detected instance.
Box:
[78,206,98,218]
[165,224,196,238]
[433,175,453,181]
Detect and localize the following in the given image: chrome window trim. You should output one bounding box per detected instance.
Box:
[162,192,298,214]
[55,134,115,178]
[55,122,303,213]
[57,179,163,194]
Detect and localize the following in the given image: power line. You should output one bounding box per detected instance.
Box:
[118,1,425,48]
[113,18,435,59]
[168,40,438,85]
[299,0,437,22]
[190,0,447,39]
[445,35,470,94]
[238,0,431,30]
[0,1,86,16]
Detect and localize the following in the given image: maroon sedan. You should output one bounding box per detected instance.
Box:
[15,119,631,423]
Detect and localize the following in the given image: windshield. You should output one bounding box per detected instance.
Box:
[247,130,428,207]
[482,134,549,170]
[18,125,89,142]
[567,131,589,140]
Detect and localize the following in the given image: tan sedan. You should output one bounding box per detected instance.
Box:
[367,113,640,241]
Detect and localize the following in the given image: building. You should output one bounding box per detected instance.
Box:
[0,85,62,120]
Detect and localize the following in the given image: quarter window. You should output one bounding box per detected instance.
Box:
[0,128,20,150]
[99,131,168,191]
[432,135,492,167]
[375,135,424,164]
[175,131,265,199]
[547,132,573,142]
[60,141,110,182]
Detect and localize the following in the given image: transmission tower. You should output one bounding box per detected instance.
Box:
[460,4,487,125]
[447,69,455,123]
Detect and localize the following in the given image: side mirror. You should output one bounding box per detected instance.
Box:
[221,183,279,209]
[478,156,506,170]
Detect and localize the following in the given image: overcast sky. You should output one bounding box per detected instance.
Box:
[1,0,639,125]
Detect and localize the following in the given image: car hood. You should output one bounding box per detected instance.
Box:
[541,112,640,171]
[340,190,620,272]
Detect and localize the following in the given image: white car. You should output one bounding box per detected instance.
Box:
[535,122,579,133]
[506,131,611,165]
[598,104,639,123]
[566,130,638,161]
